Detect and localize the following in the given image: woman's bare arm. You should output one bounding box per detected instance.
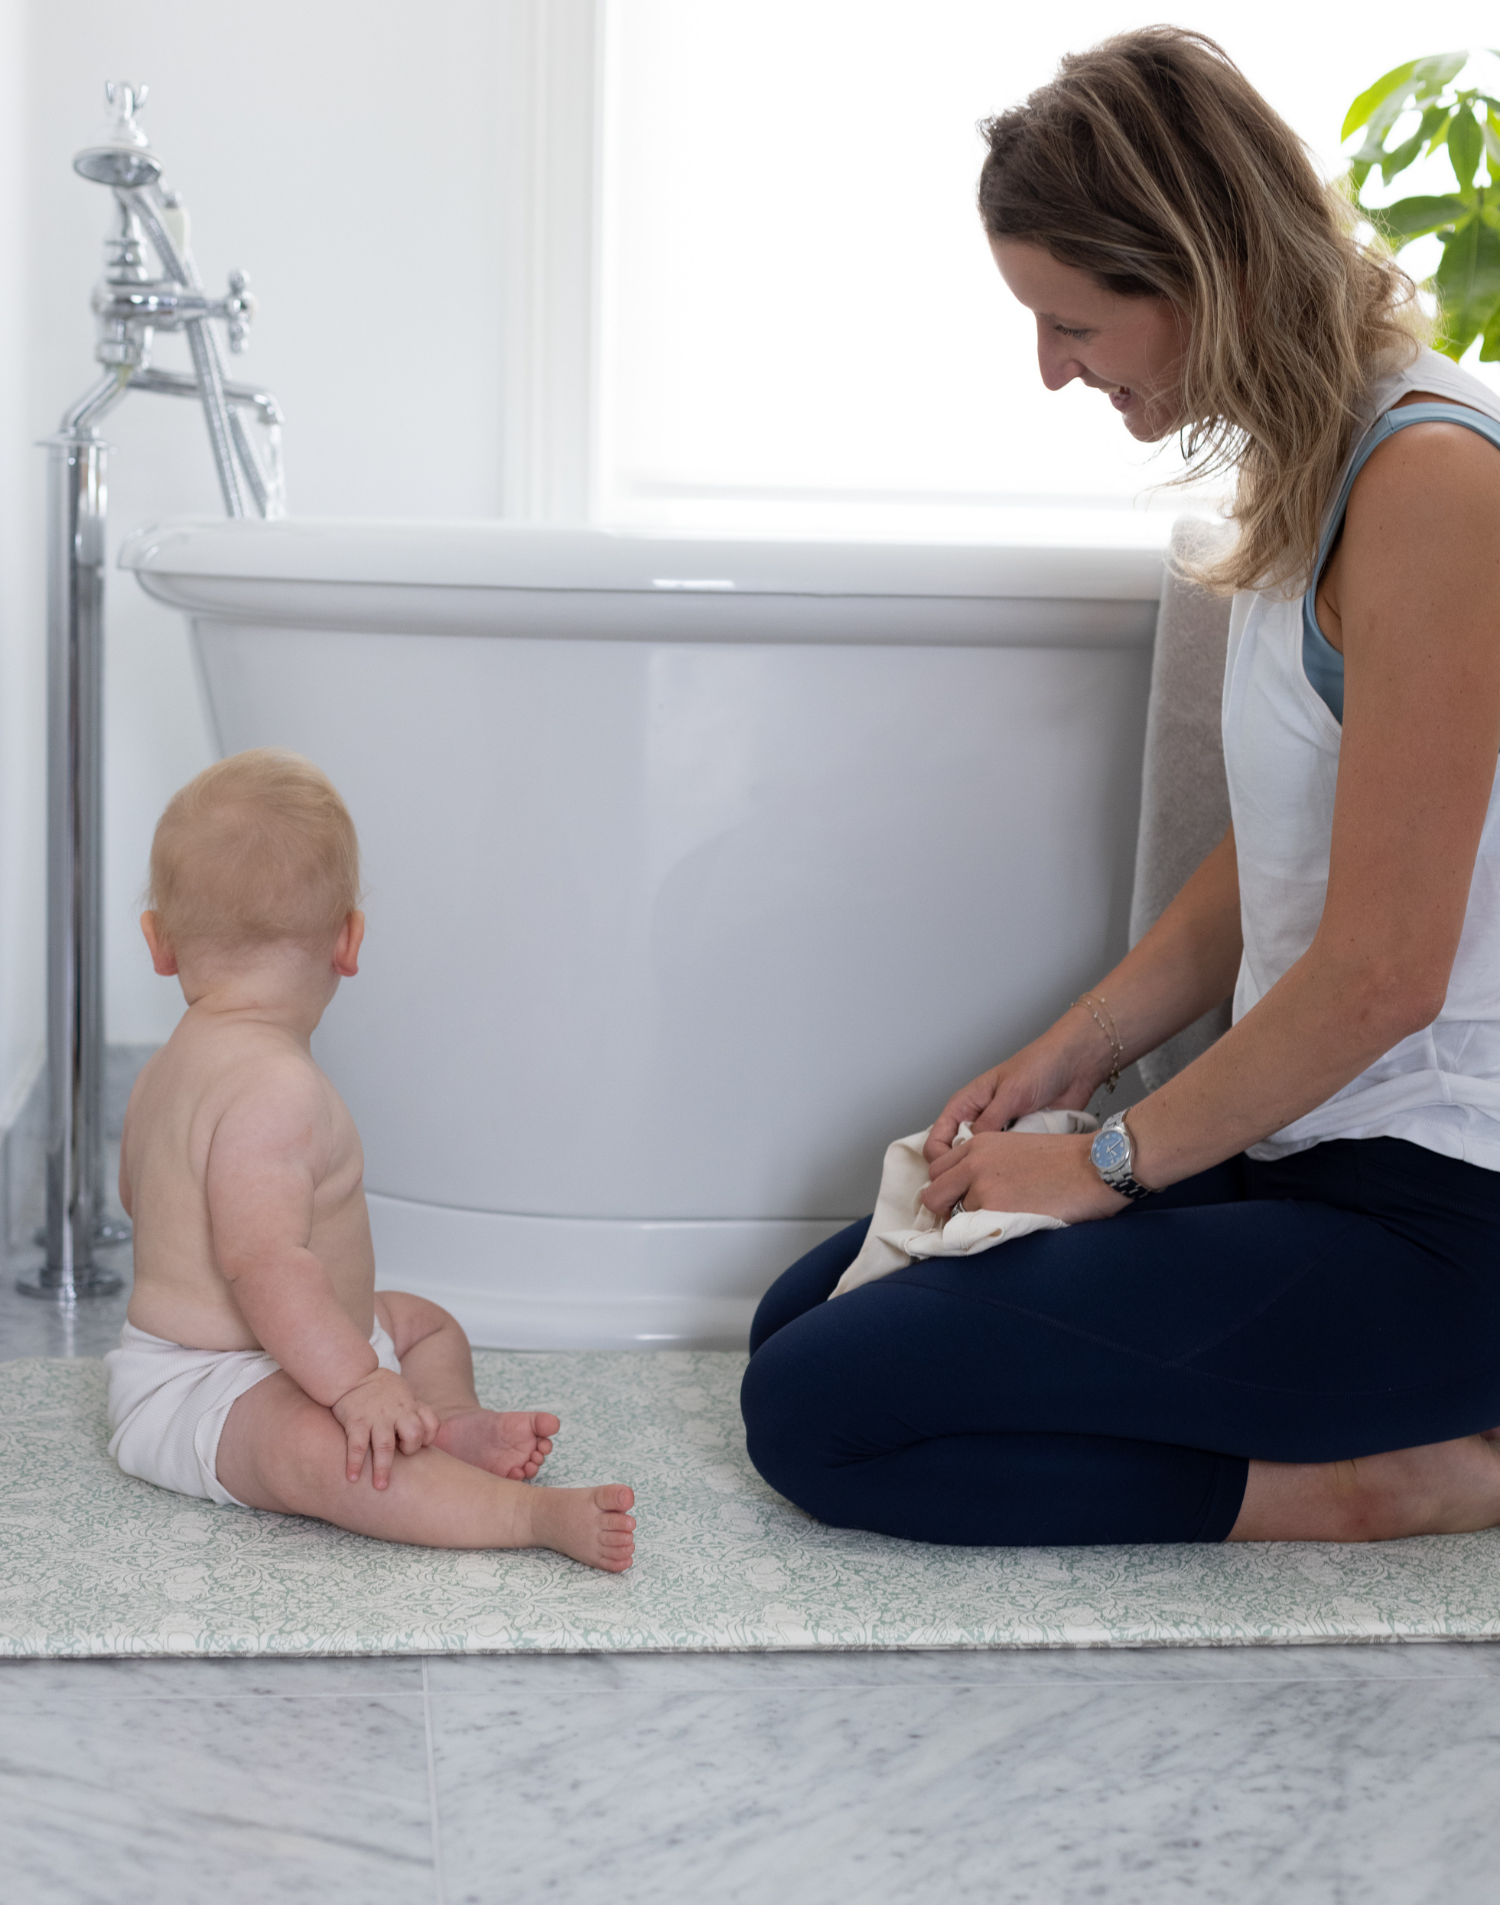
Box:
[1127,415,1500,1189]
[927,825,1243,1151]
[925,413,1500,1219]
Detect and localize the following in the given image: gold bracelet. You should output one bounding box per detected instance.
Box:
[1073,992,1124,1094]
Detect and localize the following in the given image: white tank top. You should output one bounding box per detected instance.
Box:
[1223,346,1500,1167]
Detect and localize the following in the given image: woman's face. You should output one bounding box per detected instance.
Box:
[989,238,1188,444]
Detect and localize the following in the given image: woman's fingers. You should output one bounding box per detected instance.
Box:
[921,1154,973,1216]
[925,1072,1002,1159]
[924,1123,958,1162]
[926,1142,966,1180]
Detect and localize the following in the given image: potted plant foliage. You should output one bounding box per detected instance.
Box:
[1343,50,1500,360]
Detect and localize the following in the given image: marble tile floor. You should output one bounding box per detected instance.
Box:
[7,1218,1500,1902]
[7,1645,1500,1904]
[1,1134,135,1363]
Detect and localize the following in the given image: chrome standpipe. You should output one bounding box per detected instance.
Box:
[19,82,285,1302]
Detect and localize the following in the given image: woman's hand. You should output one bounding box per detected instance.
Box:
[922,1131,1124,1225]
[924,1009,1108,1166]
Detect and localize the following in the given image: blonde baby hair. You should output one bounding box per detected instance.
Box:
[147,749,362,953]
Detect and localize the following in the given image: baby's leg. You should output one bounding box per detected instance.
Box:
[376,1290,559,1480]
[216,1371,634,1570]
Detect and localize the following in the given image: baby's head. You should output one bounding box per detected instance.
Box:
[144,750,362,987]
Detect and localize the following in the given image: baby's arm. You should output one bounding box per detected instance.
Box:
[206,1067,438,1487]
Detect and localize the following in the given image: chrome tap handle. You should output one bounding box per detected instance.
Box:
[224,269,256,353]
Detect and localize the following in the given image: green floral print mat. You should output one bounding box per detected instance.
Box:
[3,1352,1499,1657]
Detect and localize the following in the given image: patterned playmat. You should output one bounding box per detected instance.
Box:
[3,1351,1500,1657]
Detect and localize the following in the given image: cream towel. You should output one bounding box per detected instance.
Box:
[829,1108,1100,1298]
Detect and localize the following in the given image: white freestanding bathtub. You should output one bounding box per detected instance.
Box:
[120,521,1161,1348]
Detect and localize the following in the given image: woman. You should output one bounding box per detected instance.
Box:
[740,27,1500,1546]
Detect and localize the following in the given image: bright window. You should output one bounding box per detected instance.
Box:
[598,2,1500,542]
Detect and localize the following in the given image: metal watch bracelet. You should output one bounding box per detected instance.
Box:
[1089,1110,1154,1201]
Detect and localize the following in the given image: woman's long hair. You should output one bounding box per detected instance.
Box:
[978,27,1429,595]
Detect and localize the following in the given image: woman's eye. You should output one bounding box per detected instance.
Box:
[1055,324,1090,339]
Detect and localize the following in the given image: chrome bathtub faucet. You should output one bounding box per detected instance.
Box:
[20,81,288,1304]
[69,79,286,518]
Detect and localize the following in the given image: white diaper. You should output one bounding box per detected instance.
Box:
[104,1319,402,1507]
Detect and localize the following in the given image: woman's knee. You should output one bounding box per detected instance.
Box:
[749,1218,871,1352]
[741,1309,873,1516]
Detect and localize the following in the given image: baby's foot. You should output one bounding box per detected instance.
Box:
[523,1483,636,1573]
[435,1408,560,1481]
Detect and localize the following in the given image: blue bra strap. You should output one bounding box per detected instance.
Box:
[1302,401,1500,725]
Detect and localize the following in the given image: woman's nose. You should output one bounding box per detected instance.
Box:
[1035,326,1086,393]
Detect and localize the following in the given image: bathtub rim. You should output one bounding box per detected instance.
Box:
[120,516,1169,648]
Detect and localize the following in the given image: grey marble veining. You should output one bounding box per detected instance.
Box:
[2,1690,436,1905]
[0,1653,427,1702]
[428,1673,1500,1905]
[423,1635,1500,1693]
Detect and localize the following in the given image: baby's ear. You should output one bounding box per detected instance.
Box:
[140,912,179,976]
[333,909,365,979]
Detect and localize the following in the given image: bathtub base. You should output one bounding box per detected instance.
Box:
[365,1193,850,1350]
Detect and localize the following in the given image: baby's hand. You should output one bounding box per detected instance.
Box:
[330,1370,441,1490]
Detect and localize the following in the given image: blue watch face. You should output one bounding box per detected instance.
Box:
[1091,1127,1130,1174]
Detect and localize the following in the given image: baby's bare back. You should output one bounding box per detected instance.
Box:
[123,1009,377,1350]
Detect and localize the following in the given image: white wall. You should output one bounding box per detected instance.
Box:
[0,0,43,1126]
[22,0,539,1048]
[599,5,1500,538]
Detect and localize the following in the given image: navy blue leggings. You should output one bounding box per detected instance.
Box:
[740,1138,1500,1545]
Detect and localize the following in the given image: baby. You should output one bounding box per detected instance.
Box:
[105,749,635,1571]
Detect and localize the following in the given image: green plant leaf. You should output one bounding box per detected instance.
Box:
[1380,125,1428,182]
[1434,213,1500,357]
[1342,59,1418,140]
[1420,102,1454,143]
[1450,103,1484,186]
[1375,193,1473,238]
[1354,90,1420,164]
[1384,105,1453,185]
[1411,50,1471,97]
[1481,297,1500,360]
[1351,55,1470,166]
[1486,108,1500,170]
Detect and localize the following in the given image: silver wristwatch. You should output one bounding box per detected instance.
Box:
[1089,1111,1154,1200]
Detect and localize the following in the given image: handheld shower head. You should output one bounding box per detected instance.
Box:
[73,81,162,189]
